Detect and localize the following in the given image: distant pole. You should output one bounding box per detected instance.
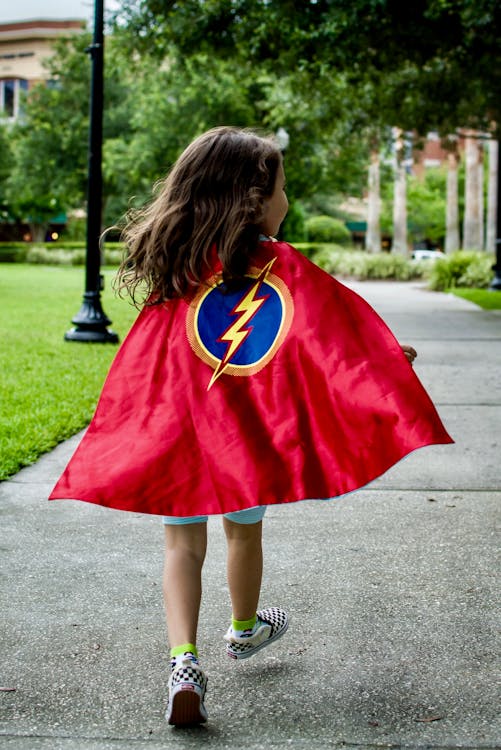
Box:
[65,0,119,342]
[490,140,501,290]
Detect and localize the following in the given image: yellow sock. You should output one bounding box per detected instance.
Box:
[232,614,257,633]
[170,643,198,659]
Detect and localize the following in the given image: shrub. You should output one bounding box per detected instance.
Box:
[281,201,306,243]
[311,248,426,281]
[292,242,318,259]
[103,247,125,265]
[305,215,352,245]
[1,241,125,266]
[43,242,86,250]
[428,251,495,290]
[293,242,346,259]
[26,246,86,265]
[456,254,494,288]
[62,217,87,241]
[0,243,29,262]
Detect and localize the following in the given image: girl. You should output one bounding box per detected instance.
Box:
[50,126,452,727]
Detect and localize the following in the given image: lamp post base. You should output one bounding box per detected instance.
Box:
[64,327,119,343]
[64,291,119,344]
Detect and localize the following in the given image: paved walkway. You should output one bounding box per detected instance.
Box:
[1,282,499,749]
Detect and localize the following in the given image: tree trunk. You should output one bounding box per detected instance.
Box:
[477,140,484,250]
[365,149,381,253]
[392,129,408,255]
[29,223,47,242]
[486,139,498,254]
[445,149,460,254]
[463,132,481,249]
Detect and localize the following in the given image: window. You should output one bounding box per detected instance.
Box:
[0,78,28,119]
[3,80,14,117]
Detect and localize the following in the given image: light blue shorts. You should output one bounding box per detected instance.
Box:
[162,506,266,525]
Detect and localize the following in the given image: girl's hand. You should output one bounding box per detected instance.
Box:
[401,344,417,365]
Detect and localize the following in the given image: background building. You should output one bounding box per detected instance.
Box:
[0,19,84,120]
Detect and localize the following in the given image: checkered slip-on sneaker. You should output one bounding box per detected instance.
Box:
[166,659,208,726]
[224,607,288,660]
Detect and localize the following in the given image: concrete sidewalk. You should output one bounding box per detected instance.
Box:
[1,282,499,750]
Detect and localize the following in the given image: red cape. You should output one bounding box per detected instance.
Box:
[50,241,453,516]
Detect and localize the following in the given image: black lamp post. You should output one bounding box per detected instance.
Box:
[65,0,118,343]
[490,141,501,291]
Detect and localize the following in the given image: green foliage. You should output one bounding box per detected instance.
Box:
[118,0,501,137]
[47,242,87,250]
[6,35,91,228]
[281,202,306,243]
[0,123,13,219]
[23,244,124,266]
[312,248,425,281]
[6,34,135,232]
[0,264,137,479]
[294,242,346,260]
[7,0,499,257]
[380,167,447,244]
[3,22,370,236]
[102,52,269,223]
[261,69,369,200]
[407,169,447,244]
[62,217,87,241]
[305,216,351,245]
[130,0,501,162]
[103,247,126,265]
[25,246,86,265]
[428,251,495,290]
[456,255,494,289]
[0,244,29,262]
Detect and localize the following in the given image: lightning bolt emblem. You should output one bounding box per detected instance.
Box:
[207,257,276,390]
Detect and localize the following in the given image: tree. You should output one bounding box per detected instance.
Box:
[477,139,485,250]
[115,1,501,268]
[6,33,135,238]
[407,169,447,246]
[101,50,369,223]
[392,129,408,255]
[366,147,381,253]
[115,1,501,138]
[486,139,498,254]
[6,35,91,238]
[0,123,14,223]
[445,141,460,254]
[380,166,446,247]
[5,27,368,237]
[462,132,482,250]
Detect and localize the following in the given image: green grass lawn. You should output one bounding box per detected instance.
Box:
[0,264,138,480]
[449,287,501,310]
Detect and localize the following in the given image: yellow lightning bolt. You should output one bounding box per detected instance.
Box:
[207,258,276,390]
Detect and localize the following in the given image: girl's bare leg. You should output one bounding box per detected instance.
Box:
[163,523,207,648]
[223,518,263,621]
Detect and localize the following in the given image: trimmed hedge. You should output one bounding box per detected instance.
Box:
[0,244,29,262]
[312,247,426,281]
[0,241,125,265]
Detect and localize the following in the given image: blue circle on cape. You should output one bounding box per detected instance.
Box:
[196,279,284,365]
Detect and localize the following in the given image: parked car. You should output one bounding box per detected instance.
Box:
[411,249,444,261]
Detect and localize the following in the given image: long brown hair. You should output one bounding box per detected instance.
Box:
[116,127,282,304]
